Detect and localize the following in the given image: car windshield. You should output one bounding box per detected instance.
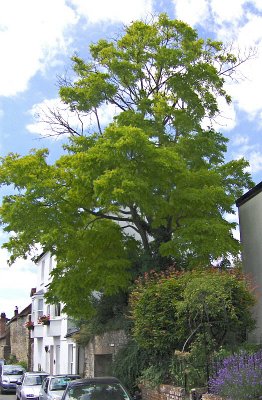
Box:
[50,377,72,391]
[3,366,24,375]
[24,375,47,385]
[65,383,130,400]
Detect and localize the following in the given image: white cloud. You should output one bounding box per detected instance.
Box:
[232,135,250,147]
[0,247,37,318]
[172,0,209,27]
[210,0,245,25]
[173,0,246,32]
[70,0,153,24]
[0,0,78,97]
[246,151,262,174]
[201,96,237,132]
[173,1,262,130]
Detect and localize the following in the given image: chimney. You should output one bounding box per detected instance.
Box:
[0,312,7,336]
[14,306,18,316]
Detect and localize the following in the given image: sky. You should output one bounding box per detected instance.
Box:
[0,0,262,318]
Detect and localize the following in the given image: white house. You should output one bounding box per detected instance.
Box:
[30,252,85,375]
[236,181,262,344]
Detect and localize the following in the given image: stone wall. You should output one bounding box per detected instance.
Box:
[140,384,185,400]
[7,305,32,369]
[9,313,31,366]
[84,330,128,377]
[0,312,11,360]
[201,395,224,400]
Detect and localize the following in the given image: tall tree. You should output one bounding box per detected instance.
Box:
[0,14,253,318]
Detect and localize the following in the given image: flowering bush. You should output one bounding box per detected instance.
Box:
[25,320,34,329]
[38,315,50,325]
[209,350,262,399]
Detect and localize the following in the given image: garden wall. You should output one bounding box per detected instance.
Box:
[140,384,225,400]
[140,384,185,400]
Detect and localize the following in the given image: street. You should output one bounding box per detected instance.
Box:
[0,393,16,400]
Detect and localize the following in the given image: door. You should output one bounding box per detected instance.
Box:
[49,346,54,375]
[55,345,60,374]
[94,354,113,377]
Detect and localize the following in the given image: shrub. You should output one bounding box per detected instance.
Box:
[209,349,262,399]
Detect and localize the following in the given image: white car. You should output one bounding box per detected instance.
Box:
[39,375,81,400]
[0,364,25,394]
[16,372,49,400]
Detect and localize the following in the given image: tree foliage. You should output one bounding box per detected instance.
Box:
[0,14,253,318]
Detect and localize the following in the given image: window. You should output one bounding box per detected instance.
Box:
[46,305,50,317]
[41,260,45,283]
[38,299,44,319]
[54,303,61,317]
[49,257,53,274]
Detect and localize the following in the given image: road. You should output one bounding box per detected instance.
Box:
[0,393,16,400]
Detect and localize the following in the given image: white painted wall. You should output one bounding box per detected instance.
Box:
[31,252,83,374]
[238,190,262,343]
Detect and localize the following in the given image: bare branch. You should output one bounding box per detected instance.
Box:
[34,106,87,138]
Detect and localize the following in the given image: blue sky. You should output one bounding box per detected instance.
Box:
[0,0,262,318]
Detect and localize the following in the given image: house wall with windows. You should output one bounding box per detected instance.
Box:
[237,181,262,344]
[30,252,85,375]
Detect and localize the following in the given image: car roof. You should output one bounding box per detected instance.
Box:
[24,372,49,375]
[48,374,81,378]
[3,365,25,370]
[66,377,121,387]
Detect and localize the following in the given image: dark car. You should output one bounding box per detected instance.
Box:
[61,377,131,400]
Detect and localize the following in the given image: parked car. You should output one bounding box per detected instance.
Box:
[61,377,132,400]
[39,375,81,400]
[16,371,49,400]
[0,364,26,393]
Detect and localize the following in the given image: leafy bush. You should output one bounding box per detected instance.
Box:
[129,268,256,388]
[130,268,255,355]
[209,349,262,399]
[112,340,149,392]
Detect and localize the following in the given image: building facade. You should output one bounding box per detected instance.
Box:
[0,313,10,361]
[30,252,85,375]
[237,181,262,343]
[9,305,33,369]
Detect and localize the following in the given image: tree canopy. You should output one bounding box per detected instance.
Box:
[0,14,253,318]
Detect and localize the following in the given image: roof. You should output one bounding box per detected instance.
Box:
[33,289,45,296]
[8,304,31,324]
[23,371,49,375]
[64,327,80,338]
[236,181,262,207]
[67,377,121,386]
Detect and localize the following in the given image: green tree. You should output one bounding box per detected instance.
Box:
[0,14,253,318]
